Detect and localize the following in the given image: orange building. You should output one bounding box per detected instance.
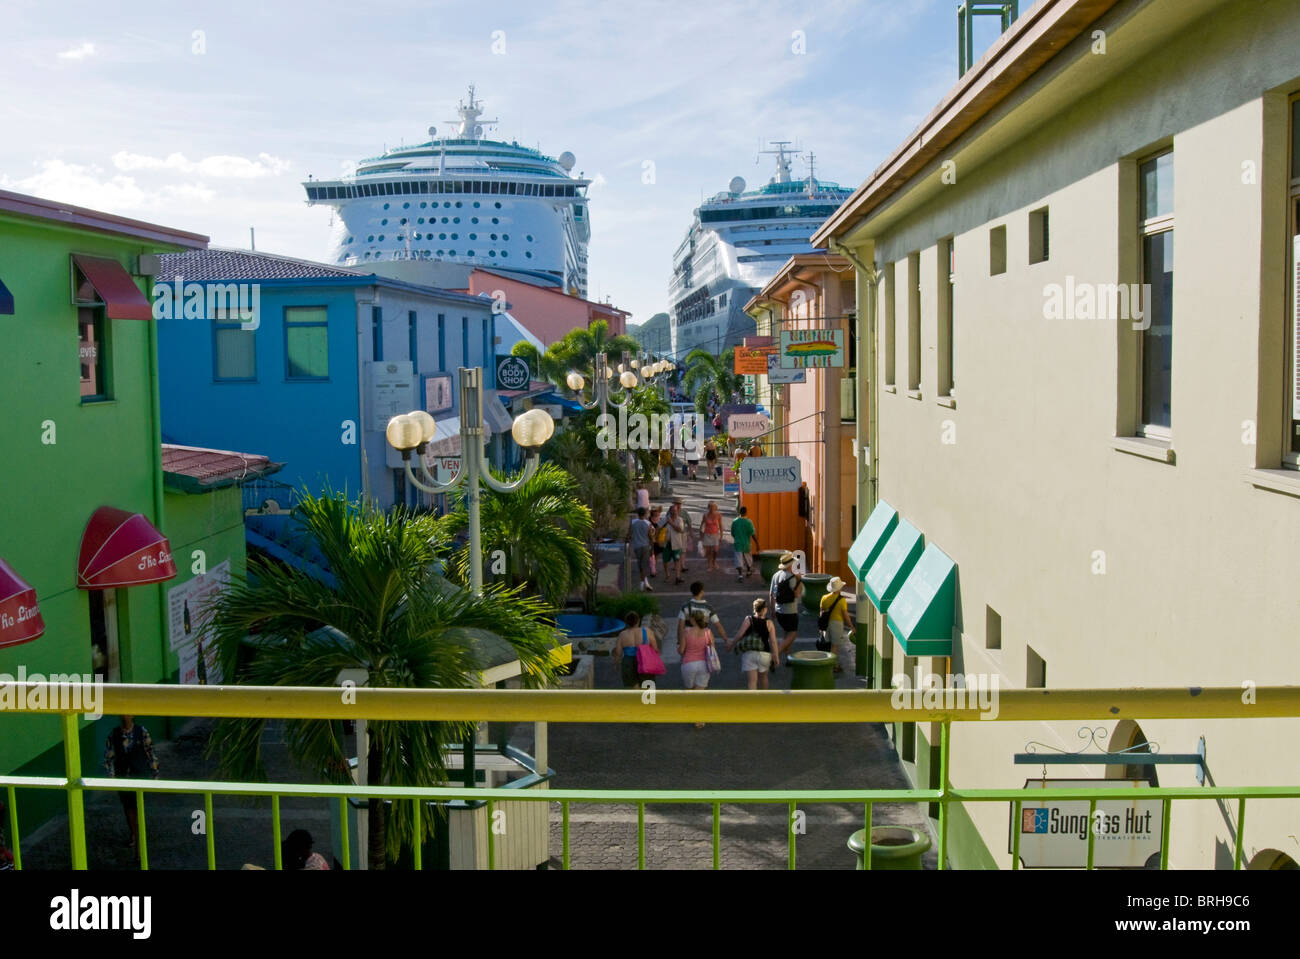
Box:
[745,254,857,579]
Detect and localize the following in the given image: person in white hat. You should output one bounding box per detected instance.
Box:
[769,552,803,660]
[819,577,855,673]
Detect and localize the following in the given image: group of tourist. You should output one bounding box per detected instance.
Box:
[613,556,856,703]
[626,498,760,591]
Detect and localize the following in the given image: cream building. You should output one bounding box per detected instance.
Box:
[815,0,1300,869]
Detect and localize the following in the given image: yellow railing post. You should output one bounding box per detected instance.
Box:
[61,713,87,870]
[937,720,950,870]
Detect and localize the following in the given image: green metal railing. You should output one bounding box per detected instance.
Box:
[1,683,1297,870]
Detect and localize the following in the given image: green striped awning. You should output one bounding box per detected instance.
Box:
[848,500,897,582]
[863,519,923,613]
[886,544,957,657]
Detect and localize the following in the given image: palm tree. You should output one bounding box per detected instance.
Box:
[682,347,745,413]
[510,341,569,386]
[204,491,564,869]
[555,318,641,376]
[433,463,594,606]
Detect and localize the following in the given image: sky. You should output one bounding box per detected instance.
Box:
[1,0,1018,325]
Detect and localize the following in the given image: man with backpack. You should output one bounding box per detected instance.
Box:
[818,576,854,673]
[770,552,803,658]
[677,581,725,646]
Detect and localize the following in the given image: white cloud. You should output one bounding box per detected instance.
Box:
[58,42,95,60]
[0,159,214,212]
[111,151,291,178]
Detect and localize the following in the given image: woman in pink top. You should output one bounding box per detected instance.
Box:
[678,609,718,727]
[698,501,723,571]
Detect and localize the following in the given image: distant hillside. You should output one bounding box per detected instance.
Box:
[628,312,670,354]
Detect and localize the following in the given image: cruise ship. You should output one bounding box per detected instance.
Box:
[669,143,853,357]
[303,87,591,297]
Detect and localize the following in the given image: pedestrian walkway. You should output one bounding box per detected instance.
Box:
[546,469,938,869]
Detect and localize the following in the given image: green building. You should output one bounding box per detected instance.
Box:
[0,190,272,829]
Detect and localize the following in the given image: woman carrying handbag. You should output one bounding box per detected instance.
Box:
[678,609,721,726]
[615,612,664,688]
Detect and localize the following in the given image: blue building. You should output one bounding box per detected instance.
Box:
[153,249,514,510]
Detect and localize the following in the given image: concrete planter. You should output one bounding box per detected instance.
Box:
[847,826,932,870]
[758,549,786,582]
[800,573,832,612]
[788,650,836,689]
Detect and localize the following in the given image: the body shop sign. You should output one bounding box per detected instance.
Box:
[1011,779,1164,869]
[738,455,801,493]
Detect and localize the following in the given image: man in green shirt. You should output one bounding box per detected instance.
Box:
[730,506,758,582]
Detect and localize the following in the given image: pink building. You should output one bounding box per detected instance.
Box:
[464,268,628,347]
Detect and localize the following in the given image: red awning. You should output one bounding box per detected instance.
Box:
[77,506,177,589]
[0,557,44,648]
[72,254,153,321]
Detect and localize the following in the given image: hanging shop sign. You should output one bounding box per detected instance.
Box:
[738,455,801,494]
[767,351,806,384]
[734,347,771,375]
[369,361,416,431]
[496,354,531,392]
[1011,779,1164,869]
[0,558,44,649]
[780,329,845,368]
[727,413,770,438]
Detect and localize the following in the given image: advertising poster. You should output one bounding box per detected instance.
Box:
[167,559,230,685]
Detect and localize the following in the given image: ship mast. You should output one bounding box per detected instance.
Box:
[446,84,498,140]
[758,141,794,184]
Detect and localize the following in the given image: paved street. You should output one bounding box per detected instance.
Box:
[542,467,937,869]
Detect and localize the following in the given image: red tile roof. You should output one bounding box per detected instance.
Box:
[161,444,283,491]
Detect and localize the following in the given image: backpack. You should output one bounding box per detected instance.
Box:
[774,572,800,605]
[817,595,843,632]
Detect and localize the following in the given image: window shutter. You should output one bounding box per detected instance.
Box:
[1294,239,1300,420]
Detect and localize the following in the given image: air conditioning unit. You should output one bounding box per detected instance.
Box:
[136,254,161,277]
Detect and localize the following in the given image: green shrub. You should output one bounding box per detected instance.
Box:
[594,592,661,621]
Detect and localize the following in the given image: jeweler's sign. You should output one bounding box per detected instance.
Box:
[738,455,801,493]
[1011,779,1163,869]
[780,329,844,368]
[727,413,770,438]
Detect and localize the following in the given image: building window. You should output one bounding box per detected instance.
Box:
[1026,645,1046,688]
[1138,152,1174,433]
[437,313,446,369]
[372,306,383,361]
[1029,207,1050,264]
[883,262,896,387]
[409,310,418,371]
[285,306,329,380]
[939,237,955,397]
[907,252,921,393]
[462,316,469,367]
[78,306,109,401]
[990,225,1007,275]
[986,606,1001,650]
[213,310,256,381]
[1287,97,1300,464]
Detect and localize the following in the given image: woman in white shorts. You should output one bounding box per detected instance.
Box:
[678,609,718,726]
[727,598,779,690]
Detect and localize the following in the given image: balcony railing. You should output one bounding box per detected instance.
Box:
[2,683,1297,870]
